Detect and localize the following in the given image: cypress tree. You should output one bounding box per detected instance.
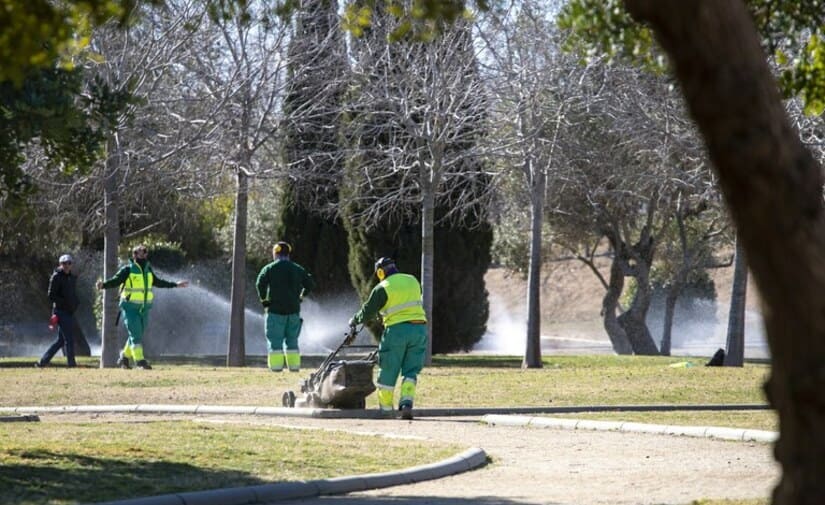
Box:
[277,0,350,297]
[432,185,493,353]
[343,187,492,353]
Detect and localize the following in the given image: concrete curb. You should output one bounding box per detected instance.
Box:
[481,414,778,443]
[0,405,338,418]
[90,447,487,505]
[0,403,771,419]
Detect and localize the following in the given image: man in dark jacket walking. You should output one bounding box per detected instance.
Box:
[36,254,79,368]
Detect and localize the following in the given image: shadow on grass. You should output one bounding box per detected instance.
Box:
[156,355,267,367]
[0,355,325,369]
[0,449,270,504]
[1,355,527,369]
[0,359,99,369]
[430,356,524,368]
[295,496,562,504]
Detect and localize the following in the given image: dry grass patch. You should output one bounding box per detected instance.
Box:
[1,355,770,411]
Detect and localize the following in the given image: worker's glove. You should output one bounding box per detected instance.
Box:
[261,300,270,308]
[345,319,357,345]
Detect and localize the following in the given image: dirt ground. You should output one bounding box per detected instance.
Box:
[251,414,778,505]
[51,411,778,505]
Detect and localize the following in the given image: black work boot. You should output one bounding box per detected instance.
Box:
[135,360,152,370]
[117,356,131,369]
[400,404,413,420]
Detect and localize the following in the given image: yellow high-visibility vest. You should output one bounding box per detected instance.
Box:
[379,273,426,327]
[121,263,154,304]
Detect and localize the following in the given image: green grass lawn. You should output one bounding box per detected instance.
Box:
[0,420,459,505]
[0,354,775,505]
[1,354,771,408]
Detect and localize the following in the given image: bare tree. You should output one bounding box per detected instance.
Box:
[346,16,493,362]
[189,1,293,366]
[657,195,730,356]
[193,0,342,365]
[66,1,220,367]
[477,0,585,367]
[548,61,716,355]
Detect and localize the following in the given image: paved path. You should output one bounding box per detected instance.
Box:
[4,407,779,505]
[260,415,778,505]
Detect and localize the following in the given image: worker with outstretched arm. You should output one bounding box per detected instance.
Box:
[349,257,427,420]
[96,244,188,370]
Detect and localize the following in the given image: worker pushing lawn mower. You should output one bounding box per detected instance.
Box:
[281,257,426,420]
[348,257,427,420]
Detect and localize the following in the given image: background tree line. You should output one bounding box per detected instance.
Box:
[2,0,823,369]
[6,1,825,503]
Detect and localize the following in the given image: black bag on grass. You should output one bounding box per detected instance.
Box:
[706,348,725,366]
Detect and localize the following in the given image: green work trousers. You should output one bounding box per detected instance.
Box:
[265,313,302,353]
[120,301,151,347]
[376,322,427,388]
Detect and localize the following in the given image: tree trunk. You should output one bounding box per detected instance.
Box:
[602,260,634,355]
[421,182,435,365]
[616,239,659,355]
[523,169,545,369]
[724,236,747,366]
[100,144,121,368]
[660,289,677,356]
[227,168,248,367]
[623,1,825,503]
[618,308,659,355]
[618,279,659,355]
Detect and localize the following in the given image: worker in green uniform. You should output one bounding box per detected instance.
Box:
[349,257,427,420]
[96,244,189,370]
[255,241,315,372]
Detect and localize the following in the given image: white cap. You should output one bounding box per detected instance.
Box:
[59,254,73,263]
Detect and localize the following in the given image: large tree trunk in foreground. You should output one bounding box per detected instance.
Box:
[624,1,825,504]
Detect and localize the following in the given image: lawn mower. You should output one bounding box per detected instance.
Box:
[281,325,378,409]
